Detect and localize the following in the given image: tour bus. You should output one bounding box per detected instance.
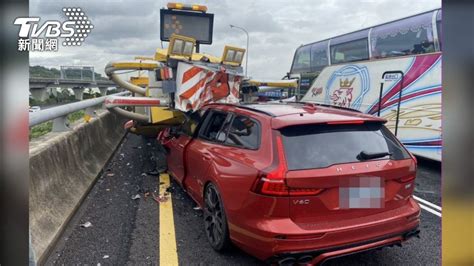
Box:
[289,9,441,161]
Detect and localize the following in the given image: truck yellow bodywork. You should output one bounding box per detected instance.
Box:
[154,48,221,63]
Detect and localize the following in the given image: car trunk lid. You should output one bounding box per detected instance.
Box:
[279,122,416,226]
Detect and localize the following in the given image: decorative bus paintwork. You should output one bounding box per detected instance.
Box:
[289,9,442,161]
[301,53,441,161]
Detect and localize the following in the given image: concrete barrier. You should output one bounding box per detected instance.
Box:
[29,111,126,264]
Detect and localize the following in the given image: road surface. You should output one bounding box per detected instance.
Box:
[45,133,441,265]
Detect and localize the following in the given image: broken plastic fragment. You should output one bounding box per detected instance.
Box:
[193,206,201,210]
[80,221,92,228]
[152,192,168,203]
[103,255,109,259]
[131,194,141,200]
[147,170,159,176]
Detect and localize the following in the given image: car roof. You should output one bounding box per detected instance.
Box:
[205,102,386,129]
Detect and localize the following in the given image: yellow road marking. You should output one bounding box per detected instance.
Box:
[159,173,179,266]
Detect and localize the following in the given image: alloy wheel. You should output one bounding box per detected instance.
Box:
[204,184,226,249]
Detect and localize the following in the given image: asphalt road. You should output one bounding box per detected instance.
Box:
[45,133,441,265]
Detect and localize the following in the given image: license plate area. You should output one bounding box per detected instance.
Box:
[339,176,385,209]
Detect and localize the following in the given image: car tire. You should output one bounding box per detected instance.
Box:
[203,183,231,251]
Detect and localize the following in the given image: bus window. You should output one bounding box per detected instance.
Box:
[370,12,434,58]
[291,45,311,73]
[310,41,329,72]
[330,38,369,64]
[436,10,442,51]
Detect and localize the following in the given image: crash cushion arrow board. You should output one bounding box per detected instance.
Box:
[175,62,241,112]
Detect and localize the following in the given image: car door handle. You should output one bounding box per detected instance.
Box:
[202,153,211,161]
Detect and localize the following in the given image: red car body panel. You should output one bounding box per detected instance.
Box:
[161,103,420,263]
[270,107,386,129]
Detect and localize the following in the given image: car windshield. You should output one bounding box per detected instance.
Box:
[280,122,410,170]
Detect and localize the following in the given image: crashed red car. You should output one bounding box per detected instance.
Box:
[159,102,420,264]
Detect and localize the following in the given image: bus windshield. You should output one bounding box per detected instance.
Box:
[291,45,311,73]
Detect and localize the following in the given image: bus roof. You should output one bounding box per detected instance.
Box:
[296,8,441,49]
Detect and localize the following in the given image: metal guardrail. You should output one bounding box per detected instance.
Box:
[29,91,129,131]
[29,77,116,86]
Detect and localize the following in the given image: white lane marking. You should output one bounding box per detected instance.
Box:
[418,202,442,217]
[413,195,442,211]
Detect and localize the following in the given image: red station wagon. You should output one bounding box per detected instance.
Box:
[159,102,421,265]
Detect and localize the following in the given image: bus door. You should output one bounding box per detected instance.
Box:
[298,73,314,99]
[288,73,301,100]
[378,71,404,137]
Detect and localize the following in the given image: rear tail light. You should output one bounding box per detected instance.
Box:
[258,178,288,196]
[253,134,324,197]
[397,154,417,183]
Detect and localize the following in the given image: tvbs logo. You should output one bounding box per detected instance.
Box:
[14,7,94,52]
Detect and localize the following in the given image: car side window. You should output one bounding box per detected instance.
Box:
[199,111,228,142]
[224,115,260,149]
[181,110,206,137]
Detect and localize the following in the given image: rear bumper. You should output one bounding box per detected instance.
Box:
[228,197,421,262]
[273,226,420,265]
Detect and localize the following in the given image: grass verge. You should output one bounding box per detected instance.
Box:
[29,110,86,139]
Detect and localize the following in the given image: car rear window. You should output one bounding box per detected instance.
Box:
[280,123,410,170]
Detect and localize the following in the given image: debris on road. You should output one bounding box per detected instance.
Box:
[106,173,115,177]
[131,194,141,200]
[103,255,109,259]
[141,173,147,177]
[152,192,168,203]
[80,221,92,228]
[147,170,160,176]
[157,167,167,174]
[193,206,201,210]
